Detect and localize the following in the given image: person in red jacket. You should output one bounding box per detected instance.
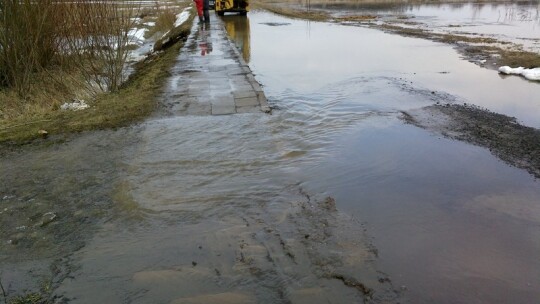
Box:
[194,0,204,22]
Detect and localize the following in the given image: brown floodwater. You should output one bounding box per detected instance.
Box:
[1,5,539,304]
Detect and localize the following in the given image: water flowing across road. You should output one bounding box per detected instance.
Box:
[1,8,539,304]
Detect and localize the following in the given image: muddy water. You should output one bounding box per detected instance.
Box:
[223,11,540,303]
[1,7,539,304]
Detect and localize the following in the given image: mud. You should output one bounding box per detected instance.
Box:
[402,104,540,178]
[0,128,142,301]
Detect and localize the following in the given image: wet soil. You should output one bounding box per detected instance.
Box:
[0,128,143,301]
[402,104,540,178]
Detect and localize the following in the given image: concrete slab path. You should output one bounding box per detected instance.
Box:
[162,14,270,116]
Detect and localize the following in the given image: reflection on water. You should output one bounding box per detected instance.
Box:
[301,118,540,303]
[224,10,540,304]
[198,23,214,56]
[222,15,251,63]
[227,10,540,127]
[276,0,540,51]
[325,1,540,48]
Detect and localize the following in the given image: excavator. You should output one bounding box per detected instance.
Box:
[214,0,249,16]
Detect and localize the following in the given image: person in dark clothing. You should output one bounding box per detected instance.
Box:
[203,0,210,22]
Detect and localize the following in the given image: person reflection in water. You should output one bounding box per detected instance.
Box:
[199,24,213,56]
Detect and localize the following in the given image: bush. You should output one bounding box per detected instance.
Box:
[0,0,138,97]
[0,0,60,95]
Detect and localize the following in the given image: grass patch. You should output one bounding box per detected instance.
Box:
[438,34,499,44]
[335,15,378,22]
[8,293,43,304]
[499,50,540,68]
[145,7,179,38]
[0,10,195,145]
[379,24,427,38]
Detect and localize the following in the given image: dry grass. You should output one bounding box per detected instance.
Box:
[499,50,540,68]
[0,8,195,144]
[336,15,378,22]
[438,34,500,44]
[146,8,178,38]
[0,0,61,95]
[0,67,84,121]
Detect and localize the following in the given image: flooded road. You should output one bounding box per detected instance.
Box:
[221,10,540,303]
[1,5,540,304]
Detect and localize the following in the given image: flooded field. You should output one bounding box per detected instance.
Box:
[1,2,540,304]
[298,0,540,49]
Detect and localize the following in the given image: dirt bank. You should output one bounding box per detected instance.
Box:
[402,104,540,178]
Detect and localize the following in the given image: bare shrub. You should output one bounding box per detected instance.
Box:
[61,1,140,93]
[0,0,139,98]
[0,0,61,96]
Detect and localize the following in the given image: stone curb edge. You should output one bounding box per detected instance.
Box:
[220,21,272,114]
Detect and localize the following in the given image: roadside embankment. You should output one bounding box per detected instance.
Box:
[0,3,195,146]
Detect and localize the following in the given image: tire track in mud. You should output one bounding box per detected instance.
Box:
[229,188,401,303]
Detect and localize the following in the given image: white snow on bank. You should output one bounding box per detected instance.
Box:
[174,8,191,27]
[161,8,192,40]
[60,100,89,111]
[499,66,540,81]
[128,28,148,45]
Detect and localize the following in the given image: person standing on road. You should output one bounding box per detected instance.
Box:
[194,0,204,22]
[203,0,210,23]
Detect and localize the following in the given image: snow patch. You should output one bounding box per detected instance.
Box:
[174,8,191,27]
[61,99,89,111]
[128,28,148,45]
[499,66,540,81]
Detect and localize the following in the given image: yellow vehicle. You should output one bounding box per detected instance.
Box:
[215,0,249,16]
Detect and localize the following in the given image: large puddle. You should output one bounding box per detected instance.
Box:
[222,10,540,303]
[1,5,539,304]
